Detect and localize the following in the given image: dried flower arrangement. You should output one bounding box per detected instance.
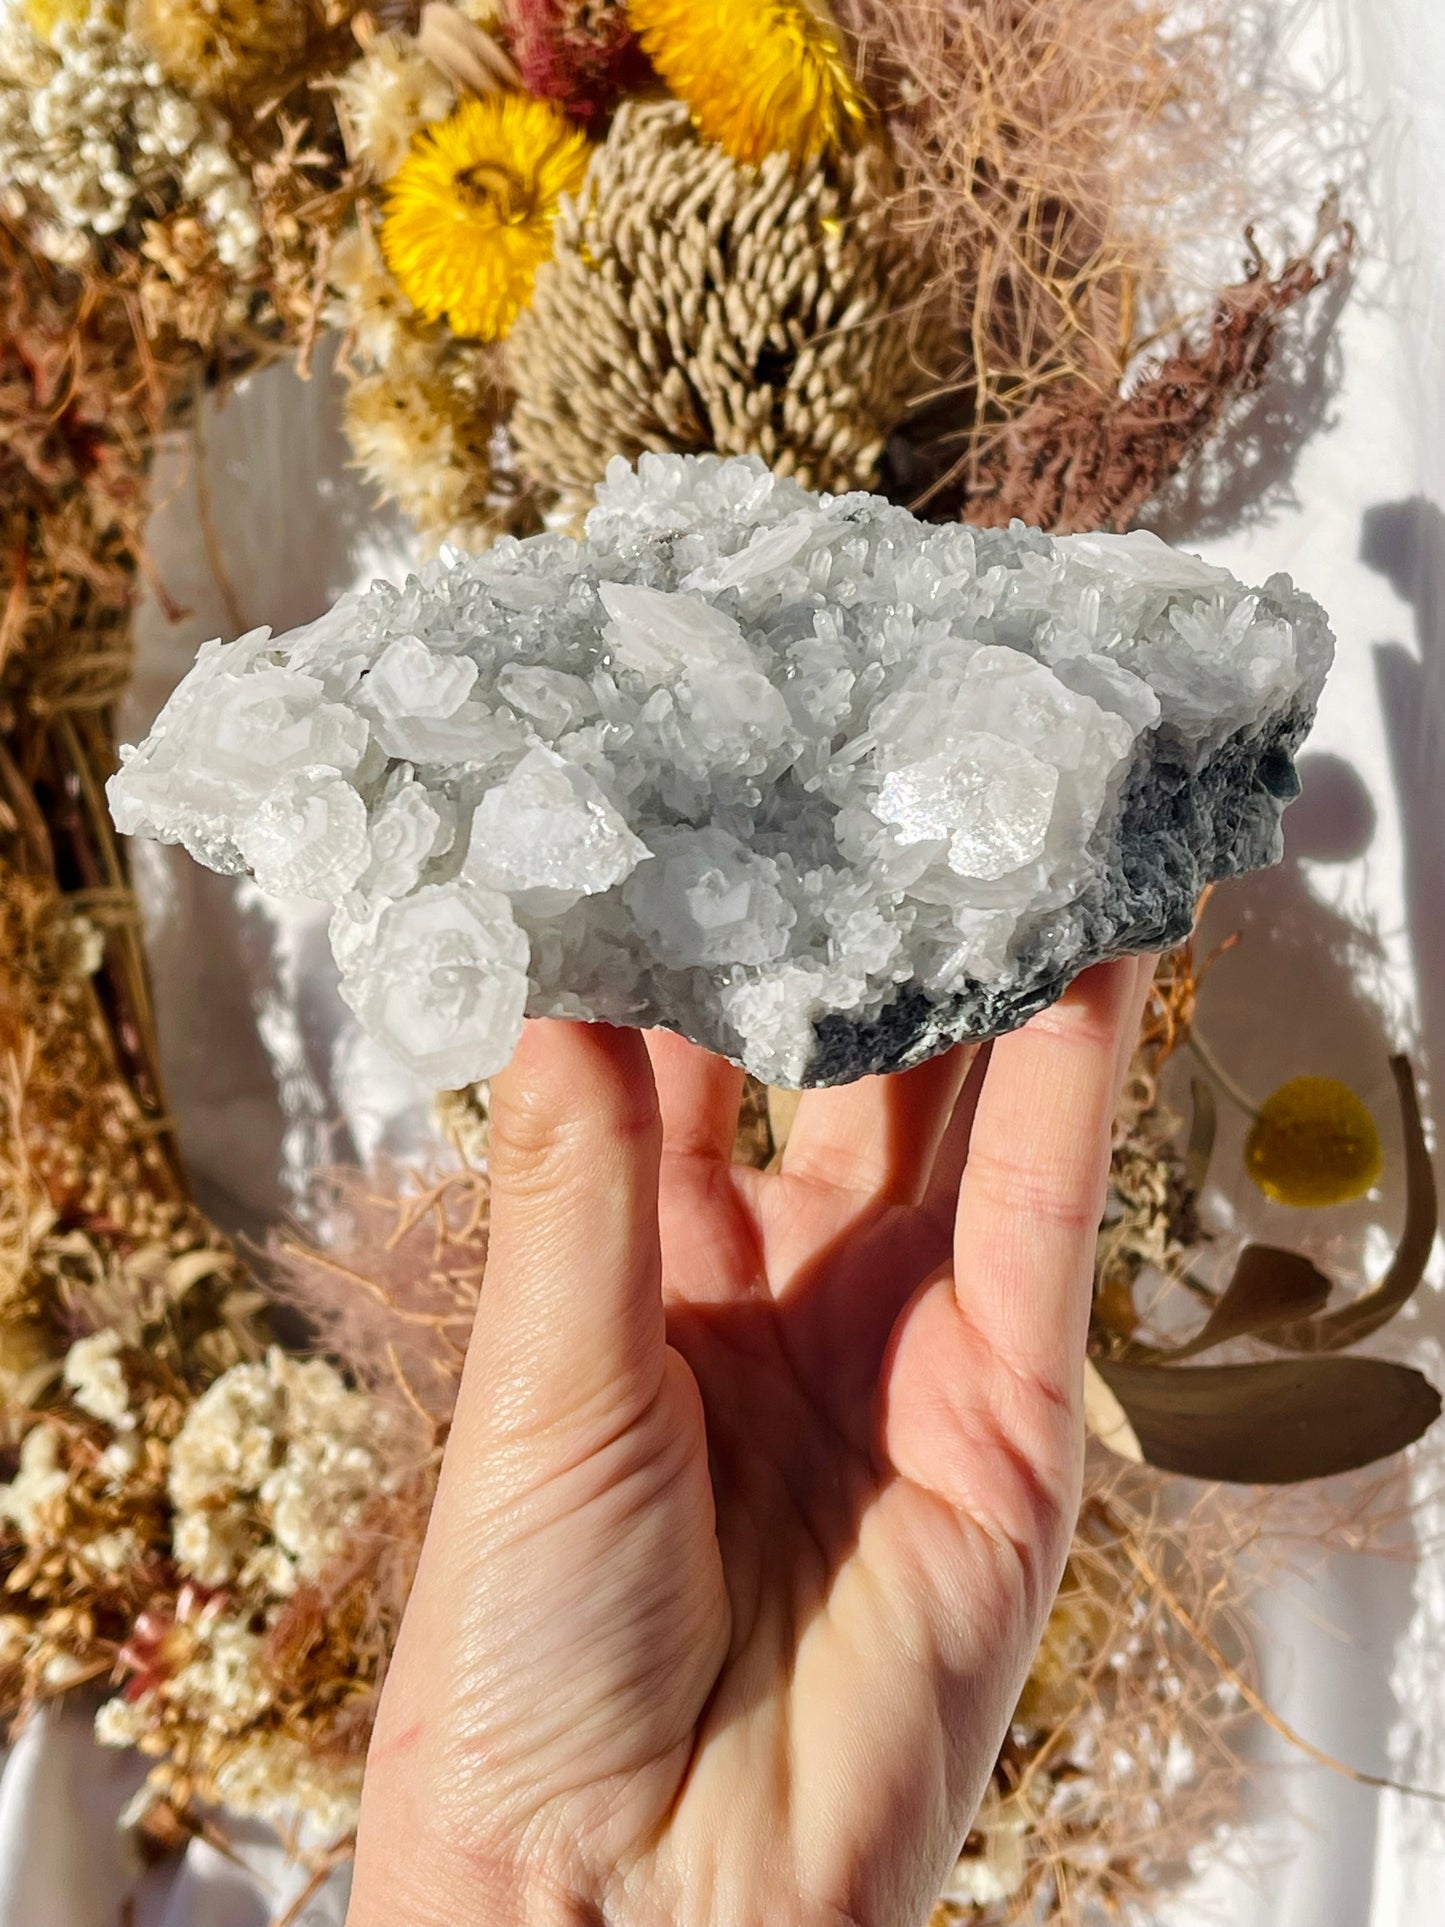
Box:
[0,0,1435,1918]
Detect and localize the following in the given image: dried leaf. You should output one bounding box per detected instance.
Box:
[1264,1056,1436,1352]
[1083,1358,1143,1461]
[1095,1353,1441,1483]
[1127,1245,1332,1364]
[418,2,522,94]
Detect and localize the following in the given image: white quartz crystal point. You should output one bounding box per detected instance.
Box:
[108,452,1333,1090]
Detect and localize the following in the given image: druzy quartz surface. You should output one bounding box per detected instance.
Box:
[108,454,1333,1088]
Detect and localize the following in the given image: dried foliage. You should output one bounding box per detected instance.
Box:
[1091,940,1440,1485]
[903,217,1353,530]
[933,1465,1260,1922]
[0,227,164,717]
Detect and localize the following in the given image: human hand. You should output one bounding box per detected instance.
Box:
[347,957,1154,1927]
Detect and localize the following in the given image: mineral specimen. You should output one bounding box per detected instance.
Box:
[109,454,1332,1088]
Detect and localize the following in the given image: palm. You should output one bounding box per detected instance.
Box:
[354,966,1147,1927]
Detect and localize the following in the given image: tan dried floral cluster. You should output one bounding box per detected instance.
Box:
[326,24,546,548]
[127,0,308,99]
[0,0,360,360]
[507,98,946,518]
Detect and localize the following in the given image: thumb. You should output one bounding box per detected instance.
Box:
[463,1019,667,1449]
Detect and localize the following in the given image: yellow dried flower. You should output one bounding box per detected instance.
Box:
[126,0,305,95]
[1244,1076,1383,1208]
[23,0,88,44]
[629,0,869,164]
[381,93,591,340]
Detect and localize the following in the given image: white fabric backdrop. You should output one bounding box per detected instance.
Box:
[4,0,1443,1918]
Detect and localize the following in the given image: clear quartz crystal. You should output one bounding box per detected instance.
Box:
[108,455,1333,1088]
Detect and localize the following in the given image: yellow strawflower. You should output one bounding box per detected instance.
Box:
[381,94,592,342]
[629,0,870,165]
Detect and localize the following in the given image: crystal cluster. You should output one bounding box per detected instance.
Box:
[109,454,1332,1088]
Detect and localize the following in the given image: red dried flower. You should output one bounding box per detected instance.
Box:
[508,0,655,131]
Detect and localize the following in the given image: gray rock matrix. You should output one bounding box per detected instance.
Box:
[109,453,1332,1088]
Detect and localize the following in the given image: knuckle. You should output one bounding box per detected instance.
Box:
[489,1075,658,1196]
[967,1142,1101,1233]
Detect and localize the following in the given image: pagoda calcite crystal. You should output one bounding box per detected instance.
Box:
[109,454,1332,1088]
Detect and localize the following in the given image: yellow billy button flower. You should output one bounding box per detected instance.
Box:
[381,94,592,342]
[1244,1076,1384,1208]
[629,0,870,165]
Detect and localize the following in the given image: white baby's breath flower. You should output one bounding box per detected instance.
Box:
[169,1349,404,1598]
[172,1506,251,1589]
[212,1727,363,1834]
[94,1693,150,1750]
[0,8,259,264]
[1,1425,68,1540]
[337,880,530,1086]
[83,1526,143,1576]
[62,1328,134,1430]
[941,1792,1030,1906]
[99,1433,142,1482]
[171,1618,273,1727]
[169,1357,281,1513]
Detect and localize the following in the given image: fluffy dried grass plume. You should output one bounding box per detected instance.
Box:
[825,0,1346,525]
[126,0,307,97]
[940,218,1351,532]
[933,1463,1265,1922]
[835,0,1219,398]
[506,99,948,515]
[268,1164,488,1430]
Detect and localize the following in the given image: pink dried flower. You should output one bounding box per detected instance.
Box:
[508,0,655,131]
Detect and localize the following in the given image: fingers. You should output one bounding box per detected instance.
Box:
[918,1043,991,1227]
[464,1019,666,1442]
[951,956,1153,1378]
[645,1030,745,1163]
[878,958,1151,1599]
[780,1043,976,1207]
